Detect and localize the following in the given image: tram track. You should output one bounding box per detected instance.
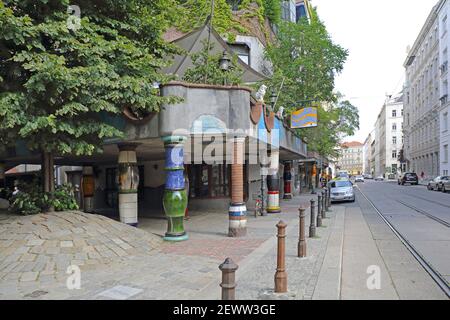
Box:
[356,186,450,297]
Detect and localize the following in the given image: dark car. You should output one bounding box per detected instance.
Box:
[398,172,419,185]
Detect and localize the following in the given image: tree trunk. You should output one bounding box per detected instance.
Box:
[42,151,55,212]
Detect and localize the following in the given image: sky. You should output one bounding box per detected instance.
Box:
[312,0,437,143]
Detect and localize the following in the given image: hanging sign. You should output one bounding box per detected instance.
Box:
[291,107,318,129]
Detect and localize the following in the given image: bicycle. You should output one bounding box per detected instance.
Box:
[254,197,262,217]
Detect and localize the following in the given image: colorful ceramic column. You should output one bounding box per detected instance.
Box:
[81,166,95,212]
[162,136,188,241]
[283,161,293,200]
[229,137,247,237]
[267,149,281,213]
[118,144,139,226]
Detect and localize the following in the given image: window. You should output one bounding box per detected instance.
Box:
[392,110,397,117]
[444,112,448,131]
[188,164,236,199]
[392,151,397,159]
[445,145,449,163]
[392,123,397,131]
[392,136,397,145]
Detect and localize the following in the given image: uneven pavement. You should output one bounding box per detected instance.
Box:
[0,187,447,300]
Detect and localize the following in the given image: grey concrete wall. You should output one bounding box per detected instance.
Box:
[159,84,251,137]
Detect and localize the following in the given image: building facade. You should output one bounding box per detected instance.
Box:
[373,94,404,178]
[363,131,374,175]
[438,0,450,176]
[403,1,442,178]
[336,142,363,175]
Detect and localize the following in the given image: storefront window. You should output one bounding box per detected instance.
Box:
[188,164,232,199]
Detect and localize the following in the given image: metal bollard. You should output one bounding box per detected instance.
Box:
[274,220,288,293]
[325,189,330,213]
[309,199,316,238]
[298,207,306,258]
[327,187,332,209]
[219,258,238,300]
[317,193,323,227]
[322,190,327,218]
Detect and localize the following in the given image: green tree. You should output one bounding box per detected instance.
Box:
[264,10,357,157]
[300,97,360,158]
[0,0,179,196]
[183,42,243,85]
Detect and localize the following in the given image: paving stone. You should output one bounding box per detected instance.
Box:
[60,241,73,248]
[26,239,45,246]
[20,272,39,282]
[19,253,37,262]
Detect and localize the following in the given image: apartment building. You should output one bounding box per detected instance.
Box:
[438,0,450,176]
[373,94,404,178]
[363,131,375,175]
[403,1,442,178]
[336,142,364,175]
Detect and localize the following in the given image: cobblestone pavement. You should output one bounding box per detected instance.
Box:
[0,194,323,300]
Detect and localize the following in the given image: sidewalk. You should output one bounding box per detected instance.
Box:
[0,190,446,300]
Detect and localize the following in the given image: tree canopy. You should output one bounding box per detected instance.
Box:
[0,0,179,154]
[264,9,359,157]
[0,0,179,192]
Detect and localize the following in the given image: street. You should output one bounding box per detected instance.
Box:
[353,180,450,295]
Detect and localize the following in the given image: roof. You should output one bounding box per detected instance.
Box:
[341,141,363,148]
[163,24,268,83]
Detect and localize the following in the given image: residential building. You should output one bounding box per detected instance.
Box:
[363,131,375,175]
[403,0,442,178]
[373,94,404,178]
[336,141,364,175]
[438,0,450,175]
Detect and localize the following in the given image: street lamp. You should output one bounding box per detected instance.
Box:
[219,50,231,72]
[270,91,277,110]
[219,50,231,86]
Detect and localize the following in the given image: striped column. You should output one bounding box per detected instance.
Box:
[162,136,188,242]
[82,166,95,213]
[118,144,139,227]
[267,150,281,213]
[229,137,247,238]
[283,161,293,200]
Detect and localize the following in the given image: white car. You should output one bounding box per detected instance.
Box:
[329,179,355,203]
[375,176,384,181]
[355,175,365,183]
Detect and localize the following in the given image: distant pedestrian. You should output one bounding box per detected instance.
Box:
[421,171,425,179]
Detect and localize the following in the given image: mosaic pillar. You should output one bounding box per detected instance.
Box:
[118,144,139,227]
[82,166,95,213]
[283,161,293,200]
[311,163,317,194]
[229,137,247,238]
[267,149,281,213]
[162,136,188,241]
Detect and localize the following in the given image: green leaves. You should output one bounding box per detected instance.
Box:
[264,9,356,158]
[0,0,178,157]
[183,41,243,86]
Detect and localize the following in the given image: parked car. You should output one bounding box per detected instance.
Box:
[364,174,373,180]
[355,175,365,183]
[441,177,450,193]
[328,179,355,203]
[398,172,419,185]
[375,176,384,181]
[427,176,449,191]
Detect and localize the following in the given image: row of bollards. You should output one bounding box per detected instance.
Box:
[219,187,332,299]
